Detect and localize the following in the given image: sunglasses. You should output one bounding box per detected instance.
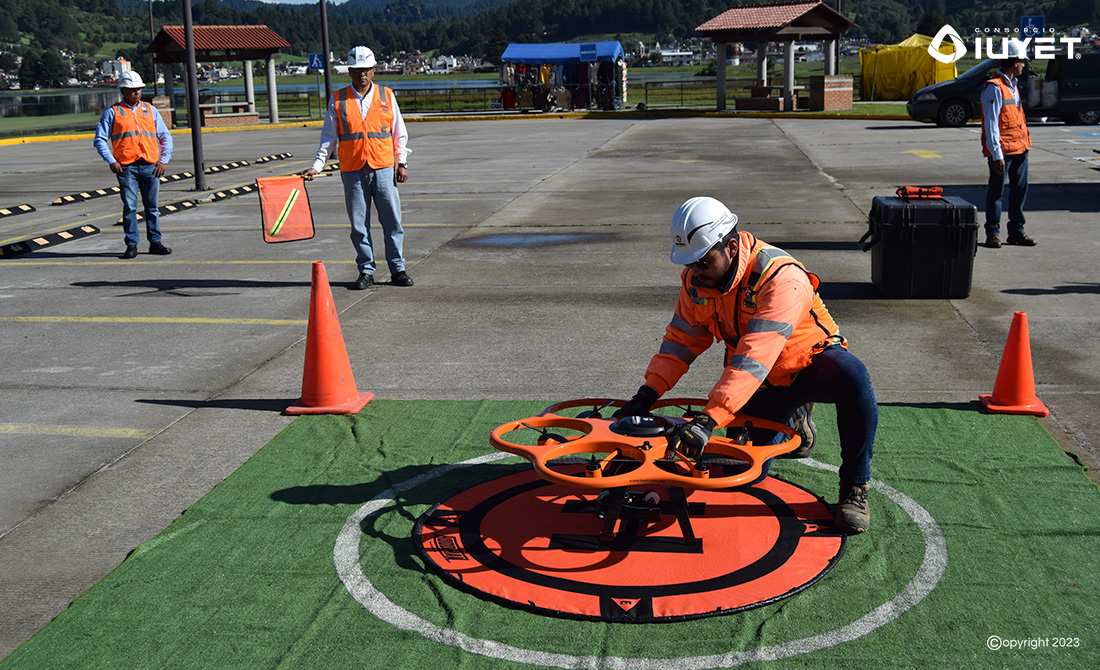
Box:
[685,241,725,270]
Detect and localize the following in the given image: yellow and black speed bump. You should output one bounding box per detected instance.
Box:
[0,203,36,218]
[52,171,196,206]
[204,160,249,174]
[52,187,121,206]
[322,162,340,172]
[117,200,198,224]
[255,153,293,163]
[0,225,100,258]
[208,183,259,202]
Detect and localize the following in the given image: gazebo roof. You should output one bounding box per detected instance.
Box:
[695,0,855,42]
[148,25,291,64]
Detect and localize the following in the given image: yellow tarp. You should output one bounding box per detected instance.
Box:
[859,34,958,101]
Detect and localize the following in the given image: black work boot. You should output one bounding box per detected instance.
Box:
[836,481,870,534]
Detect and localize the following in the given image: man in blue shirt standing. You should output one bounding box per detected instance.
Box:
[980,42,1034,248]
[93,70,174,258]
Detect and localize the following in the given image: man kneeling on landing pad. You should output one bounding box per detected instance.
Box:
[614,197,878,533]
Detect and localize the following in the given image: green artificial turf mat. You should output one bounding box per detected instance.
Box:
[4,400,1098,669]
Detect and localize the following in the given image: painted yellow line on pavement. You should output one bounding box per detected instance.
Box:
[2,316,307,325]
[0,423,152,439]
[902,149,943,159]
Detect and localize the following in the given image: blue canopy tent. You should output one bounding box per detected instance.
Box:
[498,42,626,111]
[500,41,625,65]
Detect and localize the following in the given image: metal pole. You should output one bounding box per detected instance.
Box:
[149,0,158,97]
[182,0,206,191]
[319,0,332,106]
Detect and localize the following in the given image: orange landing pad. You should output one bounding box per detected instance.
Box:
[414,464,845,622]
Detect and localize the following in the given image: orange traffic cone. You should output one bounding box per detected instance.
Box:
[979,311,1048,417]
[285,261,373,415]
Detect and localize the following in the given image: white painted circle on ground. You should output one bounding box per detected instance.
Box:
[335,454,946,669]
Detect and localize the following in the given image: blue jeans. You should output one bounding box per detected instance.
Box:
[340,166,405,276]
[985,152,1028,238]
[116,161,162,247]
[736,345,877,486]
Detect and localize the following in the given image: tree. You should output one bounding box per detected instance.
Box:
[37,50,71,87]
[17,51,42,88]
[484,28,509,64]
[915,11,946,37]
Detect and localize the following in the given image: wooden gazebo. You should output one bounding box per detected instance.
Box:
[149,25,292,123]
[695,0,855,110]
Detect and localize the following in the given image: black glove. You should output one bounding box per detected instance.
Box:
[665,414,717,458]
[612,385,659,418]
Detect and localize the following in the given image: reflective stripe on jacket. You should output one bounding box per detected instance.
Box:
[643,231,845,427]
[110,101,160,165]
[336,85,396,171]
[981,76,1031,157]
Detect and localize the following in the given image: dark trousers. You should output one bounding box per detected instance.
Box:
[737,345,877,486]
[985,151,1029,238]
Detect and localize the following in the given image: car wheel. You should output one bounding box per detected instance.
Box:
[937,99,970,127]
[1074,110,1100,125]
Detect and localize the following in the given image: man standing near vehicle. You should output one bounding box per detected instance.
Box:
[981,41,1034,248]
[303,46,413,289]
[93,71,173,259]
[613,197,878,534]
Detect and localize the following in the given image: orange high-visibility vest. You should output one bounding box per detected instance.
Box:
[643,232,845,427]
[335,85,397,171]
[981,76,1031,157]
[110,101,160,165]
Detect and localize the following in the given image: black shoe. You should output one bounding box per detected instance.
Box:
[985,235,1001,249]
[1006,233,1036,246]
[149,241,172,255]
[122,245,138,259]
[351,273,374,290]
[391,270,414,287]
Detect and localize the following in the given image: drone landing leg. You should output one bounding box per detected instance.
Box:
[598,487,629,546]
[667,485,697,545]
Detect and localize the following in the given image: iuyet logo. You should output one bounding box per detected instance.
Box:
[927,25,1083,64]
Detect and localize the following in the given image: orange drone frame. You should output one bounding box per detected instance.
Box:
[489,397,802,492]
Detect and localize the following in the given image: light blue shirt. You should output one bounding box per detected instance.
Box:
[93,99,173,165]
[980,70,1021,161]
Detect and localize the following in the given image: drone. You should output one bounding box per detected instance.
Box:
[489,398,801,547]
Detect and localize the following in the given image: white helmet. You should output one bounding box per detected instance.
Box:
[347,46,377,69]
[1004,39,1030,61]
[118,71,145,89]
[669,197,738,265]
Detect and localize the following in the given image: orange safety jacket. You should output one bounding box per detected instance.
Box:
[643,232,845,427]
[335,84,397,172]
[981,75,1031,158]
[109,101,160,165]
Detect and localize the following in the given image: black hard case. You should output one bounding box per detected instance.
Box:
[860,195,978,299]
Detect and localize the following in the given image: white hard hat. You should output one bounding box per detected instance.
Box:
[118,71,145,89]
[1005,39,1030,60]
[347,46,377,69]
[669,197,738,265]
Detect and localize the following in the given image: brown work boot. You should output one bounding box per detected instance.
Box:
[1006,233,1036,246]
[985,235,1001,248]
[781,403,817,458]
[836,481,870,534]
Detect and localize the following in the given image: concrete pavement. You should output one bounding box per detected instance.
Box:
[1,114,1098,658]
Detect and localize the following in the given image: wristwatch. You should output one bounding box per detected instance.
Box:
[397,162,408,168]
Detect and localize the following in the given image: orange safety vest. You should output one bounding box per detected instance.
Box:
[335,84,397,171]
[110,101,160,165]
[981,75,1031,158]
[644,232,845,427]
